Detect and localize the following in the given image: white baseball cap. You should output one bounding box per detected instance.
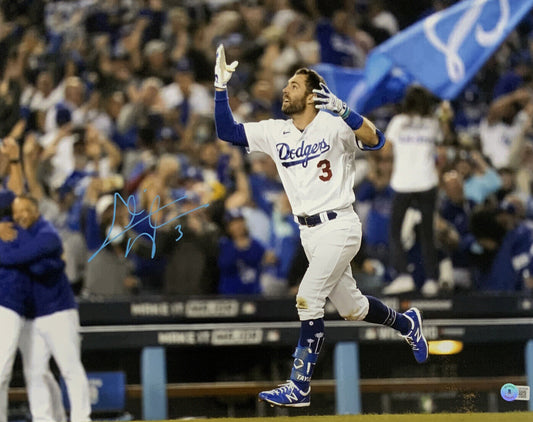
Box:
[95,194,115,222]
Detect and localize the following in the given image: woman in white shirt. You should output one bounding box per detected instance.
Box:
[382,85,447,296]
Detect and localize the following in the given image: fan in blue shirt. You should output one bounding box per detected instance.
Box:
[438,170,477,285]
[218,209,265,295]
[470,207,533,291]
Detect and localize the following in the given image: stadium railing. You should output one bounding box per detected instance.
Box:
[9,294,533,417]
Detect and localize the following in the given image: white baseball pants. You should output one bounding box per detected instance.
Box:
[19,320,67,422]
[296,208,370,321]
[0,306,23,422]
[21,309,91,422]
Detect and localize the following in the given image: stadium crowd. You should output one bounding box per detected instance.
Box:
[0,0,532,299]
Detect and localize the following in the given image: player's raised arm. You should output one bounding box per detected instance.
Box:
[213,44,248,147]
[313,83,385,150]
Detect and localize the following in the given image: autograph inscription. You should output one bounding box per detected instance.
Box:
[88,192,209,262]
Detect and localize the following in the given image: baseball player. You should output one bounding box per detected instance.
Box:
[0,195,92,422]
[214,44,428,407]
[0,190,66,422]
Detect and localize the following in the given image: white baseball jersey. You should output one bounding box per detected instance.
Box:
[385,114,441,193]
[244,111,357,216]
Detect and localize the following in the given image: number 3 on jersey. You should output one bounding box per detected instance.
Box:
[317,159,332,181]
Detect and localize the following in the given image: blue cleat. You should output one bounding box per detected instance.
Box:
[258,380,311,407]
[402,307,428,363]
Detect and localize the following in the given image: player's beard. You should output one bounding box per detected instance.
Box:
[282,94,307,116]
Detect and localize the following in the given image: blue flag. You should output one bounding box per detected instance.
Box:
[315,0,533,114]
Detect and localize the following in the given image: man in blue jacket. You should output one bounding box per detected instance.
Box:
[0,191,31,422]
[0,190,66,422]
[0,194,92,422]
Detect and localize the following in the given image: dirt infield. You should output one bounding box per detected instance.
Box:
[149,412,532,422]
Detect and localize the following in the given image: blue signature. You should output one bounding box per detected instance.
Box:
[88,192,209,262]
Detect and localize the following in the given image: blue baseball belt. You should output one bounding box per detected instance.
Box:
[296,211,337,227]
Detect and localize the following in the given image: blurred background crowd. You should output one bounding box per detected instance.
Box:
[0,0,532,300]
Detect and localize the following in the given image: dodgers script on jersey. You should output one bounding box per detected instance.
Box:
[244,111,357,216]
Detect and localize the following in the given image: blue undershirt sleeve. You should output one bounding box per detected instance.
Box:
[214,90,248,147]
[356,128,386,151]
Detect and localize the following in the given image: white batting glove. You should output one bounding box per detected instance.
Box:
[214,44,239,89]
[313,82,348,116]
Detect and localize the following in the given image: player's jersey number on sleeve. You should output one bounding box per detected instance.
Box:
[317,159,332,181]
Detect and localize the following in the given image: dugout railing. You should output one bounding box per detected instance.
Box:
[9,294,533,419]
[75,318,533,418]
